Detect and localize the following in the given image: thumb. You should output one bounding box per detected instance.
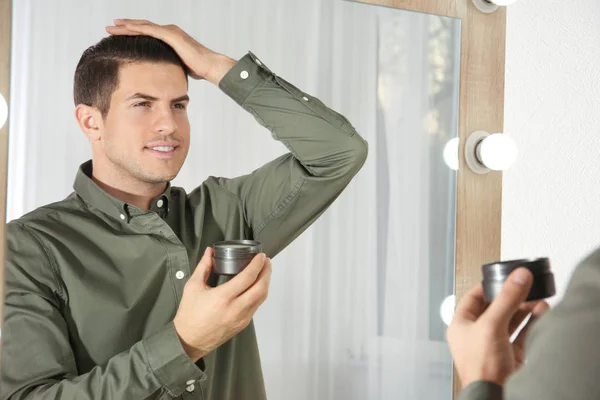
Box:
[483,267,533,327]
[190,247,214,288]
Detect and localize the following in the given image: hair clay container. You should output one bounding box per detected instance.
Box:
[481,257,556,302]
[212,240,262,275]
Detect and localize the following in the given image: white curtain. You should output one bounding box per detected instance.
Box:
[8,1,459,399]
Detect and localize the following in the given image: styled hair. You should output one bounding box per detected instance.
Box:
[74,35,188,118]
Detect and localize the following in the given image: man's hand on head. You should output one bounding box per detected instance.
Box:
[105,19,236,85]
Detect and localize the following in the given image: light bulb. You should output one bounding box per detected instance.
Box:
[443,137,460,171]
[440,295,456,326]
[478,133,518,171]
[489,0,518,5]
[0,93,7,129]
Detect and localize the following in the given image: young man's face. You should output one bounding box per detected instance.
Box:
[100,61,190,185]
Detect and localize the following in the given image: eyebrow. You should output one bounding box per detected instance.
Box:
[124,93,190,103]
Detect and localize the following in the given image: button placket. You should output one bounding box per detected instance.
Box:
[143,213,190,304]
[168,239,193,303]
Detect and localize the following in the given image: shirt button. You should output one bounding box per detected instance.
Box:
[255,59,262,66]
[186,384,195,392]
[119,214,125,220]
[240,70,249,79]
[302,96,309,101]
[175,270,185,280]
[157,199,164,208]
[186,380,195,385]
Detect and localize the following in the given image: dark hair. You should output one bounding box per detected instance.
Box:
[74,35,188,118]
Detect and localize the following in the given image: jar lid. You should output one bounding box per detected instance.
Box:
[213,240,262,258]
[482,257,551,281]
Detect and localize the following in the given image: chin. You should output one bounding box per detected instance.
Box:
[147,174,178,184]
[136,169,179,184]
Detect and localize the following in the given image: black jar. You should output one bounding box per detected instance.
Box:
[482,257,556,302]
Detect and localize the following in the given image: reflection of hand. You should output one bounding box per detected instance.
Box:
[173,247,272,362]
[105,19,236,84]
[447,268,549,388]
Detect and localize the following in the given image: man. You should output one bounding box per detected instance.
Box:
[0,19,367,400]
[449,249,600,399]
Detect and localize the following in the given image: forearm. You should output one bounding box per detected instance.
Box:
[501,251,600,400]
[202,52,368,257]
[205,53,237,86]
[218,52,368,178]
[1,323,204,400]
[459,248,600,400]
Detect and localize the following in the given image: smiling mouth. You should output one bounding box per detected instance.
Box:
[145,145,179,158]
[149,145,176,152]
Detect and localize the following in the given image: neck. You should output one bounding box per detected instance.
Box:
[91,159,167,211]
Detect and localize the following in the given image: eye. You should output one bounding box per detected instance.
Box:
[173,103,186,110]
[134,101,151,107]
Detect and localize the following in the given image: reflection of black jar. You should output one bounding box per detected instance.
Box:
[212,240,262,275]
[481,258,556,302]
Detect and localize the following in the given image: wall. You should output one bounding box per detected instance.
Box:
[502,0,600,302]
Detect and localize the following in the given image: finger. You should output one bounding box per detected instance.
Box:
[113,19,153,26]
[189,247,214,289]
[513,301,550,350]
[105,26,145,36]
[109,23,160,37]
[508,302,539,335]
[532,300,551,316]
[482,268,533,326]
[453,284,487,323]
[217,253,267,298]
[236,257,273,310]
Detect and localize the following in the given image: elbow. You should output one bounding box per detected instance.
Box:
[355,136,369,169]
[306,132,368,179]
[347,133,368,176]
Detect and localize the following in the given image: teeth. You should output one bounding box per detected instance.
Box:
[151,146,175,152]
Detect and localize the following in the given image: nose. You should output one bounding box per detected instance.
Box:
[153,106,177,134]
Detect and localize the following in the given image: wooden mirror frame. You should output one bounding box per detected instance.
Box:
[0,0,11,365]
[352,0,506,397]
[0,0,505,397]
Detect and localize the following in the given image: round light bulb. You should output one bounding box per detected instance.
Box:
[0,93,7,130]
[443,137,460,171]
[440,295,456,326]
[489,0,518,5]
[478,133,518,171]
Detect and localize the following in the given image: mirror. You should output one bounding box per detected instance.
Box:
[1,0,467,399]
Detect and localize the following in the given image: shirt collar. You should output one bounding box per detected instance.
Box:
[73,160,172,222]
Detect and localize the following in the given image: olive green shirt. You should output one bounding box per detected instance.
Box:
[459,248,600,400]
[0,52,368,400]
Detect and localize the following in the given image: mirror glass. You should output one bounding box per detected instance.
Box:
[5,0,460,399]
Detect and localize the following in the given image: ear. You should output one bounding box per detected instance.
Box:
[75,104,103,141]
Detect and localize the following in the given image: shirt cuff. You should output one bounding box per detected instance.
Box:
[458,381,504,400]
[219,51,273,106]
[143,322,207,397]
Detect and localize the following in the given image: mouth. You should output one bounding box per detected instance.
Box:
[145,144,179,159]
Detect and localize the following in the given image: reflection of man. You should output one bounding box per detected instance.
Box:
[0,19,367,400]
[448,253,600,400]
